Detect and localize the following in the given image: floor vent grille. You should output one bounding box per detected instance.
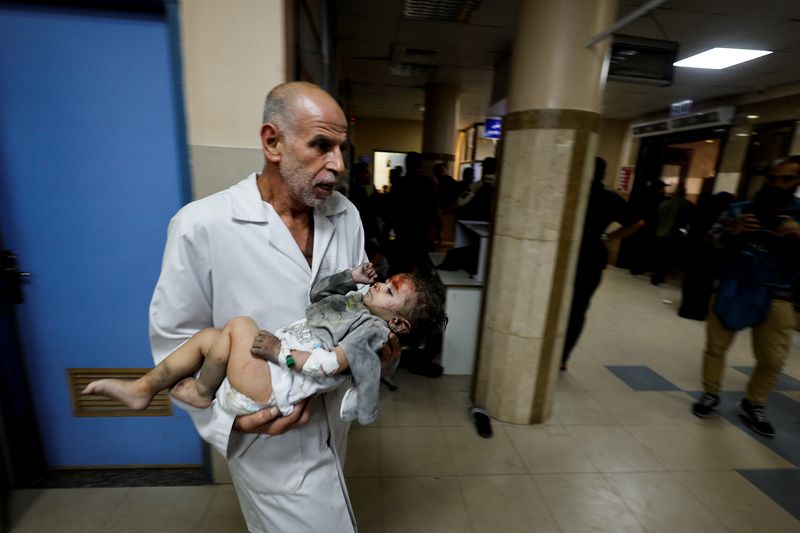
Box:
[68,368,172,417]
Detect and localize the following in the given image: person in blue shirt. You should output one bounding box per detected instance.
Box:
[692,155,800,437]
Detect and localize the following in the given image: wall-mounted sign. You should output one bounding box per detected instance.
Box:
[617,166,634,193]
[482,117,502,139]
[631,106,735,137]
[670,99,693,116]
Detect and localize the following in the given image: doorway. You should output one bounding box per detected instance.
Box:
[739,120,797,199]
[618,127,728,272]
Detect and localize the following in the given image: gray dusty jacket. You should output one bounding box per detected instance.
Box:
[306,270,390,424]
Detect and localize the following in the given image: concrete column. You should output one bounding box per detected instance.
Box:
[473,0,617,423]
[421,83,460,174]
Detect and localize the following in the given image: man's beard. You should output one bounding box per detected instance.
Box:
[279,151,329,208]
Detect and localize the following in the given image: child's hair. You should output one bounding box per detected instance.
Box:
[399,273,448,347]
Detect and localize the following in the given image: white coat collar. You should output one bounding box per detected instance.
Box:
[230,173,348,222]
[230,173,349,278]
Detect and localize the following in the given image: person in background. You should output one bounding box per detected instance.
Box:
[628,179,666,276]
[691,155,800,437]
[457,156,497,222]
[388,152,439,273]
[349,161,380,241]
[561,157,644,370]
[149,81,399,532]
[650,184,695,285]
[434,162,459,213]
[678,190,735,320]
[459,166,476,195]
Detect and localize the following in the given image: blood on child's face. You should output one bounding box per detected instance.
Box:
[363,274,416,320]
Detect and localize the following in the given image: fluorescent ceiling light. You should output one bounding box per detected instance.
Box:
[674,48,772,69]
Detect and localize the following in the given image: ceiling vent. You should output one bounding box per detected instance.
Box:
[631,107,735,137]
[394,45,441,65]
[389,63,435,78]
[401,47,440,64]
[403,0,482,22]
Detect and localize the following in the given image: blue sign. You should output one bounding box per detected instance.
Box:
[483,117,502,139]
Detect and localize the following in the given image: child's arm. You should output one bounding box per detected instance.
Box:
[308,262,376,302]
[350,262,377,285]
[250,329,282,362]
[283,346,349,375]
[250,330,348,375]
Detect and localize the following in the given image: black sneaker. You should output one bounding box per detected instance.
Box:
[738,398,775,437]
[692,393,720,418]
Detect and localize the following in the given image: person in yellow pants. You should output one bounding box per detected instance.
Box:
[692,156,800,437]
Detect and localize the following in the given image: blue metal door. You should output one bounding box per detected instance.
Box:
[0,3,201,466]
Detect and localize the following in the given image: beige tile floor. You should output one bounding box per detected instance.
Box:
[9,268,800,532]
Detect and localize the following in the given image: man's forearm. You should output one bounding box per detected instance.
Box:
[607,219,644,241]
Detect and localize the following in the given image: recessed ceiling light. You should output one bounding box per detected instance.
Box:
[674,48,772,69]
[746,114,760,119]
[736,133,750,137]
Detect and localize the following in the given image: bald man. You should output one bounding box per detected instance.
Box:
[150,82,397,531]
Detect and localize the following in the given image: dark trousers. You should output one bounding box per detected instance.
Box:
[562,264,604,365]
[651,235,681,284]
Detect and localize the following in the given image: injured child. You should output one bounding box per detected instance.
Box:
[83,263,447,425]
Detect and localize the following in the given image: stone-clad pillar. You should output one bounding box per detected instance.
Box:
[473,0,617,423]
[421,83,460,173]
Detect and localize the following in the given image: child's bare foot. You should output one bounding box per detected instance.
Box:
[169,377,213,409]
[251,330,282,363]
[82,379,153,411]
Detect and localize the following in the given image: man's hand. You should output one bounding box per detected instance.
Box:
[775,216,800,238]
[351,262,377,285]
[233,397,313,435]
[730,213,761,236]
[379,332,401,377]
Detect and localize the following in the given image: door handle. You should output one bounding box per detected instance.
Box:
[1,250,29,305]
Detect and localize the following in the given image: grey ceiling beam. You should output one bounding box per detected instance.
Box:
[585,0,669,47]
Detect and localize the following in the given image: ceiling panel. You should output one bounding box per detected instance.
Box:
[337,15,400,40]
[334,0,800,122]
[468,0,517,28]
[338,40,392,60]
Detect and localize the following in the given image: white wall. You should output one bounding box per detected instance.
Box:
[181,0,286,148]
[180,0,288,197]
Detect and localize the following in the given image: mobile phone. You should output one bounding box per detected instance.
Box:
[745,205,780,230]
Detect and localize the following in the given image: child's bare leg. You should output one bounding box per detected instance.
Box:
[82,328,221,410]
[225,317,273,404]
[169,327,234,407]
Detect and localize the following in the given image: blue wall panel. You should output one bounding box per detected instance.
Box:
[0,5,200,466]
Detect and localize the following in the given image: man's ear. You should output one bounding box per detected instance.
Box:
[389,316,411,334]
[261,123,282,163]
